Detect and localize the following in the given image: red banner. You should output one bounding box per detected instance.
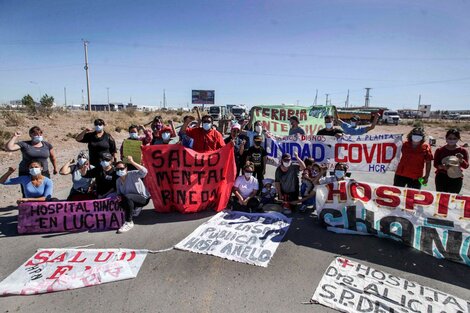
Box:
[142,144,236,213]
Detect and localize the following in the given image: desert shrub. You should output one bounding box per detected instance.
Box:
[0,129,13,149]
[122,108,136,117]
[1,110,25,127]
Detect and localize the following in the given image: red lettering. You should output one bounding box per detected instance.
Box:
[437,193,450,216]
[262,108,270,117]
[335,143,348,162]
[300,109,307,121]
[94,252,114,262]
[375,186,401,207]
[254,108,261,117]
[47,265,73,279]
[455,195,470,218]
[80,273,99,286]
[287,109,294,119]
[405,189,434,211]
[381,143,397,163]
[105,266,123,278]
[271,109,279,120]
[327,181,348,201]
[349,144,362,163]
[281,123,288,132]
[350,183,372,202]
[49,252,67,263]
[69,251,87,263]
[271,121,280,132]
[25,250,54,266]
[119,251,136,261]
[279,109,286,120]
[363,144,377,163]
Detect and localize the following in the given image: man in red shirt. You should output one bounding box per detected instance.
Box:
[180,115,225,152]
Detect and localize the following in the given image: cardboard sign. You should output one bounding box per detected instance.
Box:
[251,105,334,136]
[18,198,124,234]
[264,133,403,173]
[312,257,470,313]
[142,144,236,213]
[122,139,143,164]
[315,181,470,266]
[175,211,291,267]
[0,249,148,296]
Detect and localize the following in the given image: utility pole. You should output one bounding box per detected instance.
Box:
[418,94,421,106]
[364,88,372,108]
[325,94,329,106]
[107,87,110,111]
[64,87,67,106]
[313,89,318,106]
[163,89,166,109]
[345,89,349,108]
[83,40,91,112]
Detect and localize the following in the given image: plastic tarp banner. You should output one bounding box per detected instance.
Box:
[312,257,470,313]
[175,211,291,267]
[142,144,236,213]
[0,249,148,296]
[315,181,470,266]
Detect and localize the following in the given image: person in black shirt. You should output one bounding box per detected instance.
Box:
[243,135,267,193]
[76,119,117,167]
[224,123,247,176]
[316,114,344,138]
[83,152,118,198]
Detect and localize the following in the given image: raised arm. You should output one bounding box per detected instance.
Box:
[59,158,75,175]
[0,167,15,184]
[5,131,22,151]
[75,128,92,142]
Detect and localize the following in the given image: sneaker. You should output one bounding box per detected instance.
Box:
[133,207,143,217]
[299,204,307,213]
[117,221,134,233]
[282,207,292,215]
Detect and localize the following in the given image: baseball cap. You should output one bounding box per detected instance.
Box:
[231,123,241,130]
[289,116,299,123]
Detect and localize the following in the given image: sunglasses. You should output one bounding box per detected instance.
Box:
[115,167,126,170]
[94,123,104,126]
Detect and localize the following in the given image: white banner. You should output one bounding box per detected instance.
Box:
[315,181,470,266]
[264,133,402,173]
[0,249,148,296]
[312,257,470,313]
[175,211,291,267]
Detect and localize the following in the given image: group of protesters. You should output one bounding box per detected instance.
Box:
[1,107,468,232]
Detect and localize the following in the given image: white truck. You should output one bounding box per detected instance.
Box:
[231,105,247,121]
[381,110,401,125]
[208,105,228,121]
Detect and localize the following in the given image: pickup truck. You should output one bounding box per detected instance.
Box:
[381,110,401,125]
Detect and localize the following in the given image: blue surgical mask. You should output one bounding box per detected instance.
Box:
[77,158,87,166]
[325,122,333,129]
[202,123,212,131]
[32,136,43,143]
[335,170,345,179]
[95,125,104,132]
[29,168,41,176]
[162,133,171,141]
[100,160,110,168]
[116,169,127,177]
[129,132,139,139]
[255,125,262,133]
[411,135,423,143]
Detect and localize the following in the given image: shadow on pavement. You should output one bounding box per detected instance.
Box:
[133,206,217,225]
[287,211,470,291]
[0,206,19,237]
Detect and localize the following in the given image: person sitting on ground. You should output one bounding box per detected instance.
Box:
[316,115,344,138]
[151,118,177,145]
[298,158,317,212]
[275,151,306,215]
[82,152,118,199]
[289,116,305,136]
[292,163,324,211]
[115,156,151,233]
[75,119,117,167]
[5,126,58,178]
[0,160,53,204]
[243,135,267,193]
[337,112,380,135]
[318,162,350,185]
[180,115,225,152]
[59,151,95,201]
[260,178,277,205]
[232,162,261,213]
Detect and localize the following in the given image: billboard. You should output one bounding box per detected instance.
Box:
[192,90,215,104]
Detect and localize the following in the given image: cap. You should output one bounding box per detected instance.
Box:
[231,123,241,130]
[100,152,113,161]
[281,153,291,160]
[289,116,299,123]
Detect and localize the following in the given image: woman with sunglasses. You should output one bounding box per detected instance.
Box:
[76,118,117,167]
[115,156,150,233]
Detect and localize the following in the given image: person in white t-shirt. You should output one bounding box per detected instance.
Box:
[232,162,260,212]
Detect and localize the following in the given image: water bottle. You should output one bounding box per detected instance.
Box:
[418,177,427,186]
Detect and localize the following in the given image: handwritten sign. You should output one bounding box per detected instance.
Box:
[122,139,142,164]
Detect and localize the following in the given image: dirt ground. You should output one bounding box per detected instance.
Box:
[0,111,469,208]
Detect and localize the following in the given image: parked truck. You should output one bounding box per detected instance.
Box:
[208,105,228,121]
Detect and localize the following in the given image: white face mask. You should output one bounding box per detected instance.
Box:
[202,123,212,131]
[29,167,41,176]
[325,122,333,129]
[32,136,43,143]
[411,135,423,143]
[100,160,110,168]
[162,133,171,141]
[77,158,87,166]
[95,125,104,132]
[282,161,291,168]
[244,172,252,178]
[446,139,459,145]
[116,169,127,177]
[255,125,262,133]
[335,170,345,179]
[129,132,139,139]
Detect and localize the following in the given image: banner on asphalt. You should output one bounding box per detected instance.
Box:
[315,181,470,266]
[175,211,291,267]
[264,133,402,173]
[18,198,124,234]
[142,144,236,213]
[312,257,470,313]
[251,105,334,136]
[0,249,148,296]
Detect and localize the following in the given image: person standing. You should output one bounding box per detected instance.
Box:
[243,135,267,193]
[5,126,58,177]
[224,123,246,176]
[316,115,344,138]
[433,128,469,194]
[289,116,305,136]
[393,127,433,189]
[76,119,117,167]
[337,113,380,135]
[180,115,225,152]
[275,152,306,214]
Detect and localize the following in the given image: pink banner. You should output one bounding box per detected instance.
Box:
[17,198,124,234]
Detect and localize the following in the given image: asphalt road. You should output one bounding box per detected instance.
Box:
[0,165,469,313]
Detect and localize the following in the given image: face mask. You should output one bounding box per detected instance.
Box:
[95,125,104,132]
[254,141,261,146]
[255,126,262,133]
[155,123,163,130]
[29,167,41,176]
[446,139,459,145]
[202,123,212,131]
[129,132,139,139]
[100,160,110,168]
[116,169,127,177]
[325,122,333,129]
[262,187,267,193]
[350,122,357,127]
[244,172,252,178]
[32,136,43,143]
[282,161,291,168]
[335,170,345,179]
[411,135,423,143]
[162,133,171,141]
[78,158,87,166]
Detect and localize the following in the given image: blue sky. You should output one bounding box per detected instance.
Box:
[1,0,470,110]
